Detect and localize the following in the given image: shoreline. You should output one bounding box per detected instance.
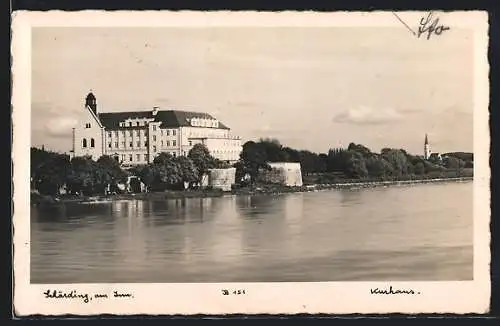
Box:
[31,176,473,206]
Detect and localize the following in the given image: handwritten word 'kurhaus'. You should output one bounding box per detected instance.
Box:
[43,289,134,303]
[370,286,420,295]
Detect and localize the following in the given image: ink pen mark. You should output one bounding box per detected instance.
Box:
[392,11,450,40]
[392,12,416,36]
[417,11,450,40]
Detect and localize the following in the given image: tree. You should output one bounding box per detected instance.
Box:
[97,155,128,189]
[33,152,71,195]
[326,148,346,172]
[443,156,465,169]
[135,164,157,192]
[187,144,216,182]
[258,138,290,162]
[173,156,199,186]
[67,156,98,195]
[365,155,394,178]
[381,148,410,177]
[414,162,425,175]
[344,151,369,178]
[239,141,269,183]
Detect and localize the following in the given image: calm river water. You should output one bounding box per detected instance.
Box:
[31,182,473,283]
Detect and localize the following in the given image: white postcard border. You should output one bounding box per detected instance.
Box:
[12,10,491,315]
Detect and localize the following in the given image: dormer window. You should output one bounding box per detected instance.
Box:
[136,121,140,126]
[129,122,132,127]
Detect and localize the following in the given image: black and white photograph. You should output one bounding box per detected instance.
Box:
[12,10,490,315]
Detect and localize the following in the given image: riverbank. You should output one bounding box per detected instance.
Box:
[31,176,473,206]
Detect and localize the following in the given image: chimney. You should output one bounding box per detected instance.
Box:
[152,106,159,116]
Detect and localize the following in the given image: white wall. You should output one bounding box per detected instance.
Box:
[268,162,303,187]
[208,168,236,191]
[73,106,104,160]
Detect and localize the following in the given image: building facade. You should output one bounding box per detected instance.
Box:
[72,92,242,166]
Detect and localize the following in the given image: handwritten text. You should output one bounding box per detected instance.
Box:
[370,286,421,295]
[417,11,450,40]
[43,289,135,304]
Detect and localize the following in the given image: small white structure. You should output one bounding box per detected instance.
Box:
[268,162,303,187]
[207,167,236,191]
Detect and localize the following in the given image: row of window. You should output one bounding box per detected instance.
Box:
[107,140,177,149]
[82,138,95,148]
[119,152,177,163]
[106,129,177,138]
[119,120,150,127]
[120,154,149,162]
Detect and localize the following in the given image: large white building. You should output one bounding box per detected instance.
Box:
[72,92,242,166]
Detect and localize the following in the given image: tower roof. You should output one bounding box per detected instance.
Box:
[425,133,429,145]
[86,92,96,100]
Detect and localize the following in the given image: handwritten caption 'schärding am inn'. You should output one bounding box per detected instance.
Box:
[43,289,134,304]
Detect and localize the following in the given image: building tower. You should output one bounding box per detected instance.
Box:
[424,133,431,160]
[85,91,97,115]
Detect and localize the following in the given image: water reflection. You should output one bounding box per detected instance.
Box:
[31,182,473,283]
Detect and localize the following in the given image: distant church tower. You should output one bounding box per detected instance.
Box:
[424,133,431,160]
[85,91,97,115]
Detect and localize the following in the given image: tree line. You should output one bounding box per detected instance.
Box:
[235,138,473,183]
[31,144,230,196]
[31,139,473,196]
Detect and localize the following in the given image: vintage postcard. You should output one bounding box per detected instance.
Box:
[12,10,490,316]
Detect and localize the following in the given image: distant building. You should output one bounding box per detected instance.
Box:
[72,92,242,166]
[424,133,432,160]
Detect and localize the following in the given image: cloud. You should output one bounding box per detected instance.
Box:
[333,106,404,125]
[44,117,78,138]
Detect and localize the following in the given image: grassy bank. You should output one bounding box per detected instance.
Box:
[31,173,473,206]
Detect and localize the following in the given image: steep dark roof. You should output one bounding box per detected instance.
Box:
[97,109,230,130]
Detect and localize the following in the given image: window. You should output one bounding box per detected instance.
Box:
[129,142,133,148]
[172,152,176,157]
[90,138,95,148]
[121,141,125,148]
[108,132,112,138]
[121,154,125,162]
[172,140,176,147]
[136,154,140,161]
[108,143,112,148]
[153,145,157,152]
[115,142,118,148]
[172,130,176,136]
[129,130,133,137]
[136,130,140,136]
[115,131,118,137]
[129,154,133,162]
[144,154,149,162]
[82,138,87,148]
[166,140,170,147]
[137,141,141,147]
[166,130,170,136]
[153,135,156,141]
[188,141,192,146]
[136,122,140,126]
[129,122,132,127]
[85,123,91,128]
[145,141,148,147]
[161,130,163,136]
[161,140,164,146]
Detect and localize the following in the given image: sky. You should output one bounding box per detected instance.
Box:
[31,27,474,155]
